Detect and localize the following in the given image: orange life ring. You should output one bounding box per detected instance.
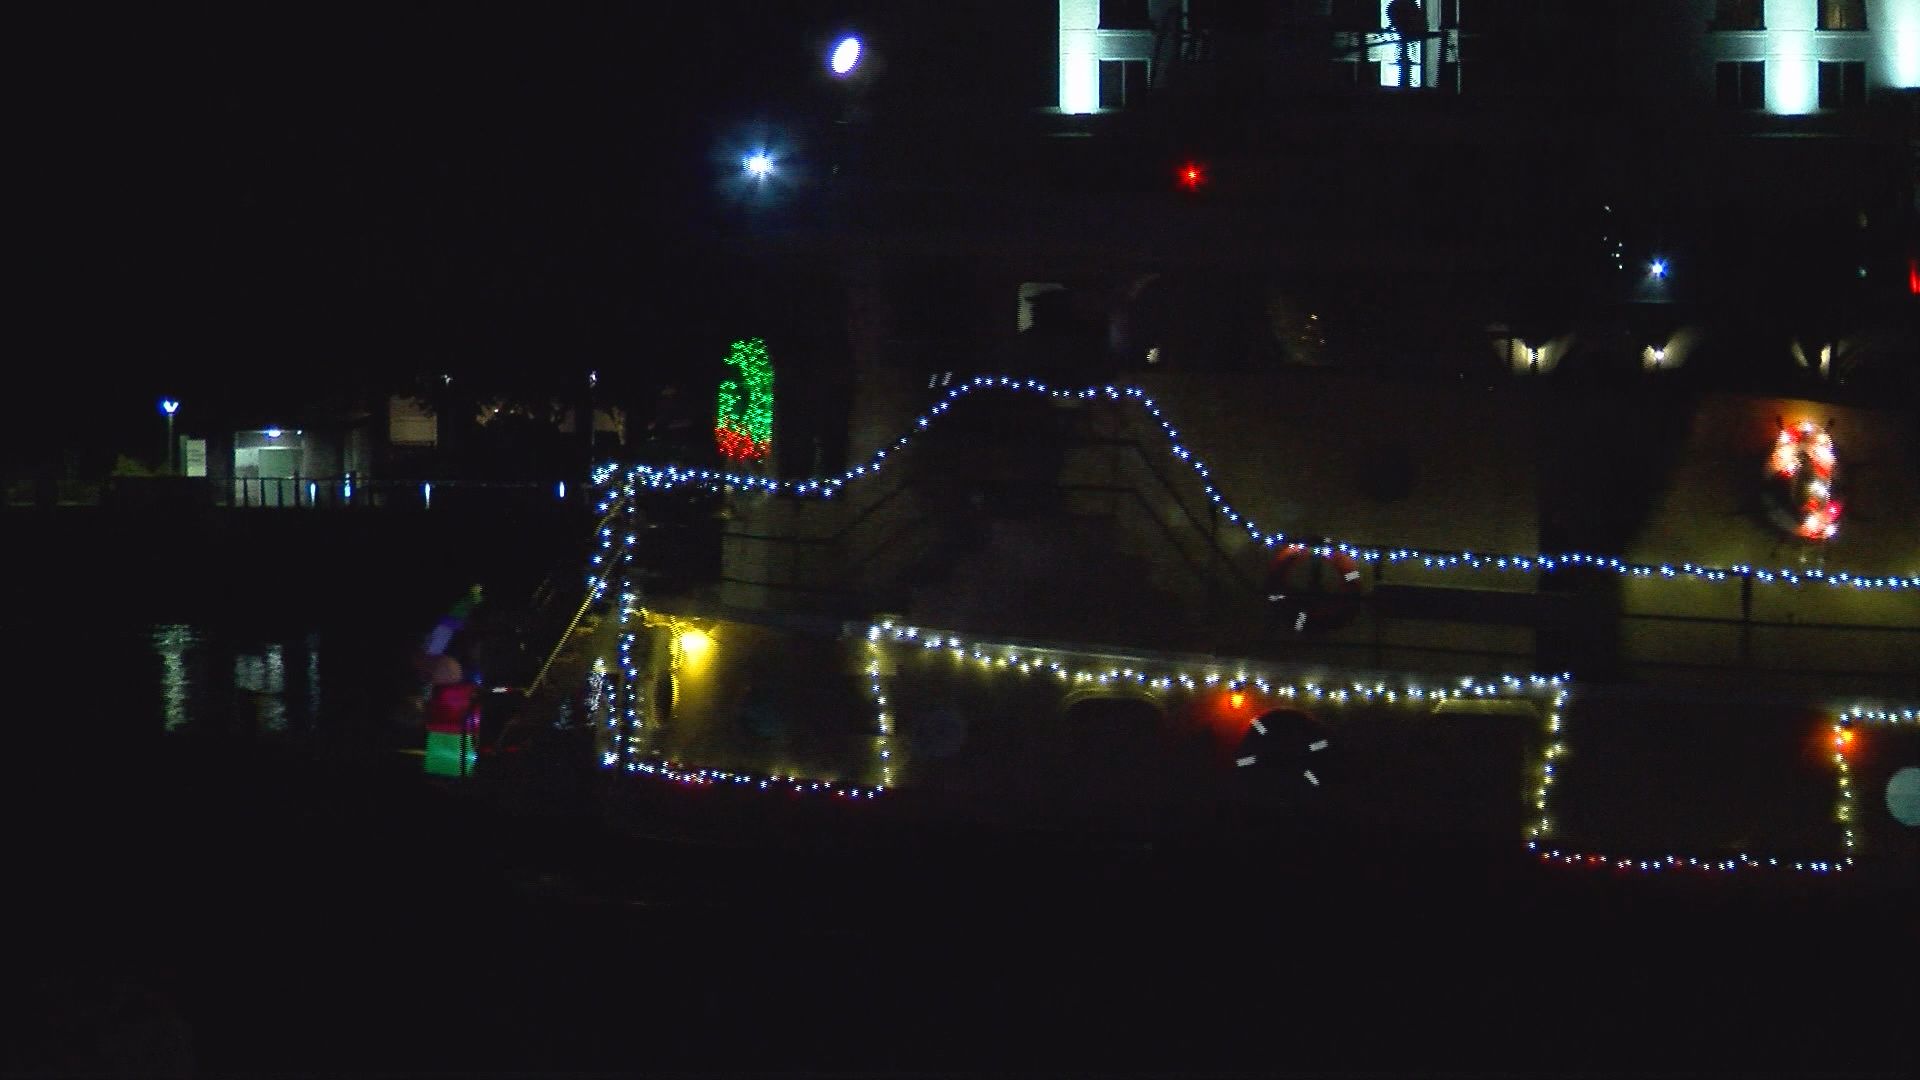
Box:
[1265,544,1366,632]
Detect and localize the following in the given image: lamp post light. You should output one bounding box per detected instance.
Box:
[828,34,863,77]
[159,398,180,475]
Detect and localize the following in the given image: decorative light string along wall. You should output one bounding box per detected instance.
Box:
[1524,710,1884,875]
[617,758,885,798]
[600,377,1917,592]
[596,593,887,800]
[868,618,1570,827]
[583,613,1918,873]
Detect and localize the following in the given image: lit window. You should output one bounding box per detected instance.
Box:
[1711,0,1765,30]
[1385,0,1428,37]
[1817,0,1866,31]
[1818,60,1867,107]
[1716,60,1766,109]
[1379,0,1423,88]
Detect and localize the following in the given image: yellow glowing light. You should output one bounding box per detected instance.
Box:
[676,629,714,662]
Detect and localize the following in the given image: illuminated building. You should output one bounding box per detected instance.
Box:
[685,1,1917,696]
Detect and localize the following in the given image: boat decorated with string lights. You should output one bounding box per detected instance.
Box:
[528,350,1920,886]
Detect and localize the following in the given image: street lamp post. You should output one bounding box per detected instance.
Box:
[159,398,181,475]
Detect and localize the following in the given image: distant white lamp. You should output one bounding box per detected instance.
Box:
[159,398,181,474]
[829,35,862,77]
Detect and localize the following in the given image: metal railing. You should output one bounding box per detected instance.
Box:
[704,397,1263,618]
[691,391,1918,694]
[224,475,581,510]
[525,498,628,697]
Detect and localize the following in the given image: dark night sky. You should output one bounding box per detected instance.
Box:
[20,2,1690,446]
[39,2,1039,450]
[28,2,1900,460]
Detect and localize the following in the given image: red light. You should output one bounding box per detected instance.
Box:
[1833,727,1855,752]
[1178,162,1205,191]
[1909,257,1919,296]
[1229,691,1245,710]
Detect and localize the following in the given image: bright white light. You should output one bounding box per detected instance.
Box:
[830,35,862,76]
[1649,259,1668,279]
[1893,12,1920,87]
[1767,31,1815,116]
[265,427,282,438]
[159,398,180,415]
[1060,51,1098,114]
[743,151,775,180]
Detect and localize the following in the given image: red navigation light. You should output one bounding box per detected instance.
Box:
[1909,256,1919,296]
[1177,161,1206,191]
[1229,690,1246,710]
[1833,726,1856,754]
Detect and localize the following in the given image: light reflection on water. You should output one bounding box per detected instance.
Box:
[155,625,192,733]
[235,644,287,732]
[147,623,354,742]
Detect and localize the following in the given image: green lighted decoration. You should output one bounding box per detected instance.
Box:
[424,730,476,777]
[715,338,774,461]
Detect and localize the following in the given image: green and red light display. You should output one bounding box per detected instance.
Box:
[715,337,775,462]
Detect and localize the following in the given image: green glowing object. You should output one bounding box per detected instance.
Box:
[424,731,475,777]
[715,338,774,461]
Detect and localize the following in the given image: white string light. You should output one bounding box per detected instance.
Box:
[593,377,1918,592]
[581,590,1920,875]
[598,483,890,799]
[1524,706,1919,875]
[868,617,1571,841]
[590,446,1917,860]
[616,758,884,799]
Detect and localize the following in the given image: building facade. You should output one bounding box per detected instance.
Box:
[696,0,1918,695]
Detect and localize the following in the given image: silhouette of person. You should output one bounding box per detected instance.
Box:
[1387,0,1426,88]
